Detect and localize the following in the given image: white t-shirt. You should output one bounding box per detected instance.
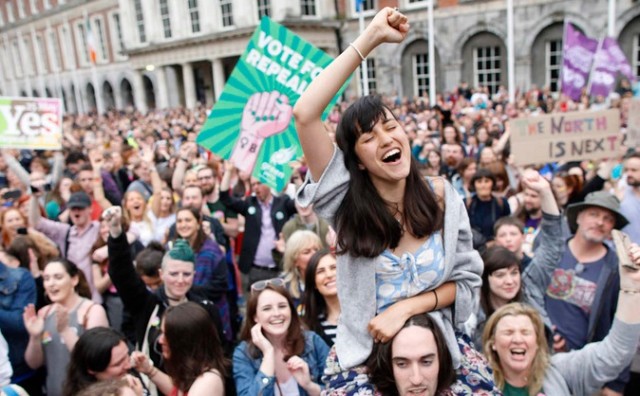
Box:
[0,330,12,386]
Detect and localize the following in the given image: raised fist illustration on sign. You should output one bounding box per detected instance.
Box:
[230,91,293,173]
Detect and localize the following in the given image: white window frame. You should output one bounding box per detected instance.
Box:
[405,0,428,11]
[7,3,15,23]
[300,0,317,17]
[473,46,501,95]
[92,16,108,62]
[35,33,47,73]
[188,0,200,33]
[47,29,62,72]
[74,21,90,66]
[359,58,377,94]
[12,40,23,78]
[133,0,146,43]
[59,25,74,70]
[352,0,376,17]
[1,39,13,80]
[22,36,34,76]
[17,0,25,19]
[545,39,562,93]
[30,0,38,15]
[0,7,4,27]
[413,53,429,97]
[257,0,270,19]
[109,11,126,60]
[220,0,234,28]
[159,0,172,39]
[44,0,51,10]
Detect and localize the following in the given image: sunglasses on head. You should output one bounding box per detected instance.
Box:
[251,277,285,293]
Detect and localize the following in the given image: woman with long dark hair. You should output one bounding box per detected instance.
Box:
[22,259,109,396]
[302,249,340,347]
[293,7,490,393]
[133,302,229,396]
[170,207,230,341]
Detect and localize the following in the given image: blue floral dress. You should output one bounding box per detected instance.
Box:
[322,232,500,395]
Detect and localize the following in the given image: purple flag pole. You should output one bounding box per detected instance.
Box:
[561,23,598,101]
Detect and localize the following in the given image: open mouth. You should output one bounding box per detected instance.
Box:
[407,388,428,395]
[510,348,526,359]
[269,319,285,325]
[382,149,401,163]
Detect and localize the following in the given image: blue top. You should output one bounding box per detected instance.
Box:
[232,330,330,396]
[0,263,36,382]
[376,231,445,313]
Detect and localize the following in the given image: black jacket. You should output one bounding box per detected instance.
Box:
[220,190,296,273]
[107,232,228,368]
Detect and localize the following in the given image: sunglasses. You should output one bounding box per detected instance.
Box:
[251,277,285,293]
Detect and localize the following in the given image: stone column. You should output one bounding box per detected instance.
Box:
[182,62,196,109]
[211,58,225,101]
[155,66,169,109]
[132,69,147,114]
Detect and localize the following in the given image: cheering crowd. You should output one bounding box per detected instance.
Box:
[1,7,640,396]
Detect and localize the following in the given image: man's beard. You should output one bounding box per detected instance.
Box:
[201,185,215,195]
[628,178,640,188]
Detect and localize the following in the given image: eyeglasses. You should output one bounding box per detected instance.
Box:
[197,175,214,181]
[251,277,285,293]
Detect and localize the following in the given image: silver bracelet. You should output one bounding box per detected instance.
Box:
[349,42,366,61]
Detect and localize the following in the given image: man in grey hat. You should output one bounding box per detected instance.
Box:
[545,190,630,395]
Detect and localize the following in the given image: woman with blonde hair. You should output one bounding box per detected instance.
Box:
[482,240,640,395]
[281,230,322,311]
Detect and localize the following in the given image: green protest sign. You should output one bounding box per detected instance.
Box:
[197,16,347,192]
[0,97,62,149]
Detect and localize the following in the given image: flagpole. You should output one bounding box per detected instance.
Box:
[608,0,616,37]
[357,0,369,96]
[507,0,515,103]
[84,8,104,114]
[428,0,436,106]
[558,20,567,95]
[586,34,605,96]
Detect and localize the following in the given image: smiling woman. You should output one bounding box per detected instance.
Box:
[483,237,640,395]
[22,259,109,396]
[233,283,329,396]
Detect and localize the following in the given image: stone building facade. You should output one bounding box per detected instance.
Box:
[1,0,639,113]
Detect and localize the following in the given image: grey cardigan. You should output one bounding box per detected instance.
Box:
[297,147,483,369]
[542,318,640,395]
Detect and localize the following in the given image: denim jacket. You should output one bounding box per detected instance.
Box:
[0,263,36,381]
[233,330,329,396]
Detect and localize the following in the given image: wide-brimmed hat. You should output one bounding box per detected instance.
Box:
[566,191,629,233]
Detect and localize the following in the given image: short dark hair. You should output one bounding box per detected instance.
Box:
[367,314,455,395]
[470,168,496,192]
[493,216,524,235]
[135,241,164,277]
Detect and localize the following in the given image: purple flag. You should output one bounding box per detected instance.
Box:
[590,37,636,97]
[561,23,598,101]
